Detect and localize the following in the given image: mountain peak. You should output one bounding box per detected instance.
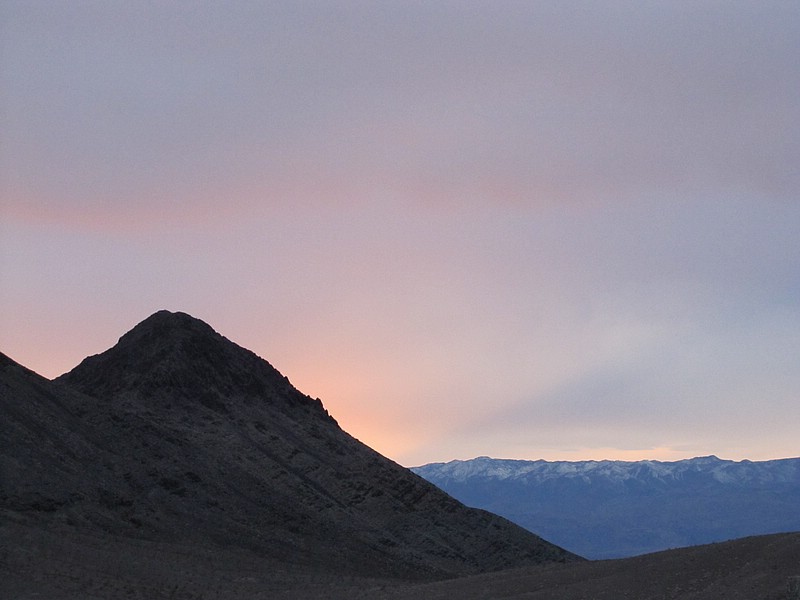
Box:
[111,310,220,352]
[56,310,326,419]
[126,308,211,331]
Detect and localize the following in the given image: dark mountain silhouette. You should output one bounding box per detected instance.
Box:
[1,310,576,595]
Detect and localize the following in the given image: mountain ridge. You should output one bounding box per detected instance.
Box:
[414,454,800,484]
[413,455,800,559]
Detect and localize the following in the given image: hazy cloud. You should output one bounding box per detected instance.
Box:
[1,1,798,465]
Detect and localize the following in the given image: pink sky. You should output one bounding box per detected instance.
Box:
[2,2,799,466]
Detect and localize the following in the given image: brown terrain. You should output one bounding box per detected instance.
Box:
[2,310,798,599]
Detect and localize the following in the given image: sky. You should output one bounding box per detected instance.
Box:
[1,1,799,467]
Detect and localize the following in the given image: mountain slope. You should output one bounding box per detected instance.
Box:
[364,532,800,600]
[413,456,800,559]
[1,310,578,588]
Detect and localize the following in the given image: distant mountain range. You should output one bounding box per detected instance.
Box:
[412,455,800,558]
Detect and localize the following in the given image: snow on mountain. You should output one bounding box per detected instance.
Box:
[412,455,800,559]
[413,455,799,486]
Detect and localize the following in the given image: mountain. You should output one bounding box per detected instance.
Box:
[1,310,577,597]
[412,455,800,559]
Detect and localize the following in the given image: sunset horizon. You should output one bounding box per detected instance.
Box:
[3,2,798,469]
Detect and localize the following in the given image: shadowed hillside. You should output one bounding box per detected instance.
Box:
[1,311,576,598]
[364,532,800,600]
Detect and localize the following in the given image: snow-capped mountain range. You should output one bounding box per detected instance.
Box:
[412,455,800,559]
[414,455,798,485]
